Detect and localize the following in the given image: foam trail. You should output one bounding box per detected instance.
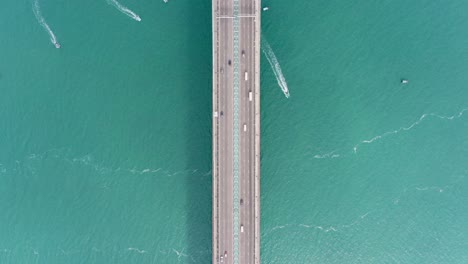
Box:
[127,247,146,254]
[353,107,468,153]
[313,107,468,158]
[262,39,290,98]
[313,151,340,159]
[33,0,61,48]
[107,0,141,21]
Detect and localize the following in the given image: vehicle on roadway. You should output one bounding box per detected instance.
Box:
[224,251,228,258]
[241,224,244,233]
[245,71,248,81]
[242,50,245,57]
[240,198,244,205]
[243,124,247,132]
[228,60,232,66]
[249,91,253,101]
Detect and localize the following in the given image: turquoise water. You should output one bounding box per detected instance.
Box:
[1,0,212,263]
[1,0,468,263]
[262,1,468,263]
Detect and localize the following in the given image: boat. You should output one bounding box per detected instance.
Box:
[263,7,269,11]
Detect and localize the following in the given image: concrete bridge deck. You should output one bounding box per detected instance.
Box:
[212,0,261,263]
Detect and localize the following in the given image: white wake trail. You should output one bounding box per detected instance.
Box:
[353,107,468,153]
[33,0,61,48]
[127,247,146,254]
[313,151,340,159]
[313,107,468,158]
[107,0,141,22]
[262,40,290,98]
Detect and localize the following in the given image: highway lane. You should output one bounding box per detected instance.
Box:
[218,8,234,263]
[215,0,235,261]
[239,0,256,263]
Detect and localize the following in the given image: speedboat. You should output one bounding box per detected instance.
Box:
[263,7,269,11]
[54,43,61,49]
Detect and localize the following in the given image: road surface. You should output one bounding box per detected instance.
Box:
[212,0,261,263]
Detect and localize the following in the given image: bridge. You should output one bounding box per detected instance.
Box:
[212,0,261,263]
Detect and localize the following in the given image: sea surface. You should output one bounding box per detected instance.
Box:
[1,0,468,263]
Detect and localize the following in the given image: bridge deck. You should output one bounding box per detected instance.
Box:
[212,0,261,263]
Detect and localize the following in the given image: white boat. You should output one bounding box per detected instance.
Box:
[263,7,269,11]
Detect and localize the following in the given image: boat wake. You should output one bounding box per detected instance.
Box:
[262,39,290,98]
[33,0,60,48]
[107,0,141,21]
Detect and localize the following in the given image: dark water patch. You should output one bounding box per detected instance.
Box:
[185,0,212,262]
